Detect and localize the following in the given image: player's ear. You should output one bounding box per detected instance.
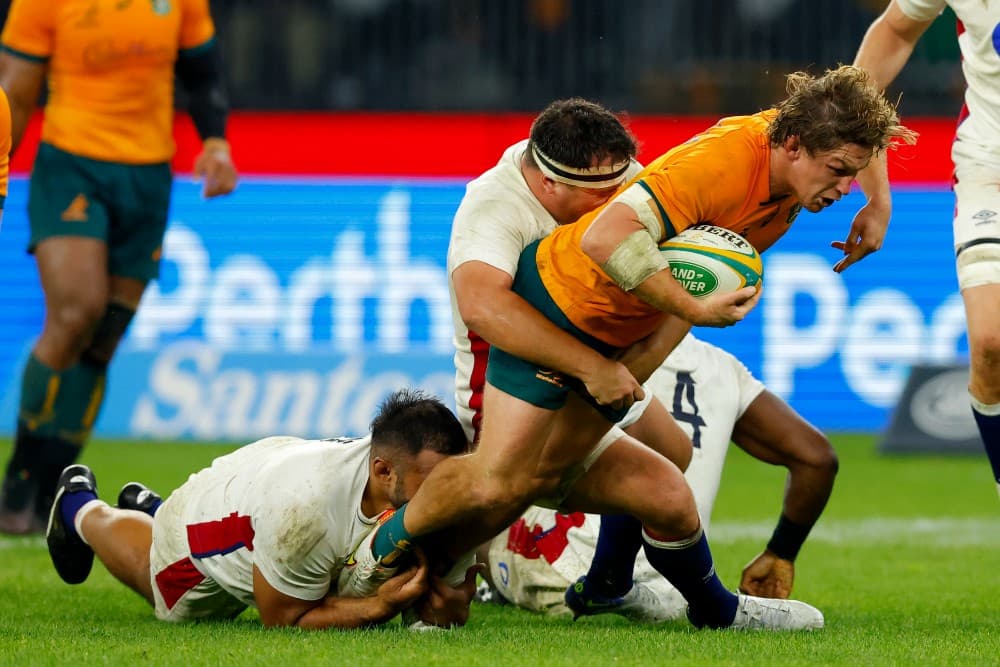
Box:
[783,135,802,157]
[370,456,394,484]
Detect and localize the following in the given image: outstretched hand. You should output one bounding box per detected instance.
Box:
[832,201,889,273]
[739,549,795,599]
[193,137,239,198]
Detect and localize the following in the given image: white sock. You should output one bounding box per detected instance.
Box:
[73,499,107,547]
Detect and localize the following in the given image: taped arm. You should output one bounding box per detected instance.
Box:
[581,201,756,327]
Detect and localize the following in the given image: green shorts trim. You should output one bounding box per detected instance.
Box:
[486,240,629,423]
[27,142,173,282]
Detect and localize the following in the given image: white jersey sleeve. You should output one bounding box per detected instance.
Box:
[447,140,560,278]
[897,0,1000,158]
[896,0,947,21]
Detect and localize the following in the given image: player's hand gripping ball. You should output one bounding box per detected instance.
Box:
[660,224,762,298]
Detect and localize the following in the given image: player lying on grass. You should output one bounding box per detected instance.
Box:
[478,335,837,619]
[44,389,478,630]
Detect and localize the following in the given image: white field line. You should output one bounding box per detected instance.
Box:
[2,517,998,551]
[708,517,1000,547]
[0,535,45,549]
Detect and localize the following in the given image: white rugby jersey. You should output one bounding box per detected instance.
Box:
[495,335,765,602]
[157,435,381,607]
[898,0,1000,160]
[447,140,642,441]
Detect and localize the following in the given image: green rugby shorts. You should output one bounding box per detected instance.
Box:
[27,142,173,282]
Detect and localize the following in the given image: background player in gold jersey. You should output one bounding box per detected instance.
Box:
[0,85,10,228]
[0,0,238,534]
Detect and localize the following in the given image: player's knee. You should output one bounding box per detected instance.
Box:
[46,298,106,341]
[642,498,700,537]
[969,328,1000,367]
[636,480,698,530]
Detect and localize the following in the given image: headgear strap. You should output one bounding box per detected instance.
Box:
[531,144,631,189]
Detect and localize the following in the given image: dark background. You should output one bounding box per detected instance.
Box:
[0,0,964,116]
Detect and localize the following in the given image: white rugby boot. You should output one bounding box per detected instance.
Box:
[728,593,825,631]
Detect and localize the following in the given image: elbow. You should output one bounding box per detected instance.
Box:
[458,299,498,336]
[801,431,840,482]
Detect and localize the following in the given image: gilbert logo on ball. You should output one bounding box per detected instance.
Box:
[659,224,762,298]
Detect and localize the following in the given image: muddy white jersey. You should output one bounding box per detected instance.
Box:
[898,0,1000,163]
[644,334,765,522]
[156,435,381,607]
[447,140,642,441]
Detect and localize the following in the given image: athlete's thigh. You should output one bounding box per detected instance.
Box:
[537,391,623,480]
[35,236,110,312]
[623,396,693,471]
[476,383,616,503]
[560,432,694,520]
[475,380,560,481]
[963,284,1000,339]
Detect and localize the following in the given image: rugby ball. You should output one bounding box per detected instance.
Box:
[659,224,762,298]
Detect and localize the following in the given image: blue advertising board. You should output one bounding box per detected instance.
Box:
[0,177,964,439]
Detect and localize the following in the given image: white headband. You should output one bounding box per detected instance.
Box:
[531,144,631,189]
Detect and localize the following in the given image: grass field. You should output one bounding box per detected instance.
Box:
[1,435,998,666]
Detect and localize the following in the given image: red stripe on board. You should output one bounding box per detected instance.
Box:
[186,512,255,559]
[154,557,205,611]
[9,112,959,183]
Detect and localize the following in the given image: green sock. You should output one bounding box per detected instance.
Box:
[50,359,107,444]
[372,504,415,565]
[9,356,105,517]
[17,354,63,437]
[4,355,63,510]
